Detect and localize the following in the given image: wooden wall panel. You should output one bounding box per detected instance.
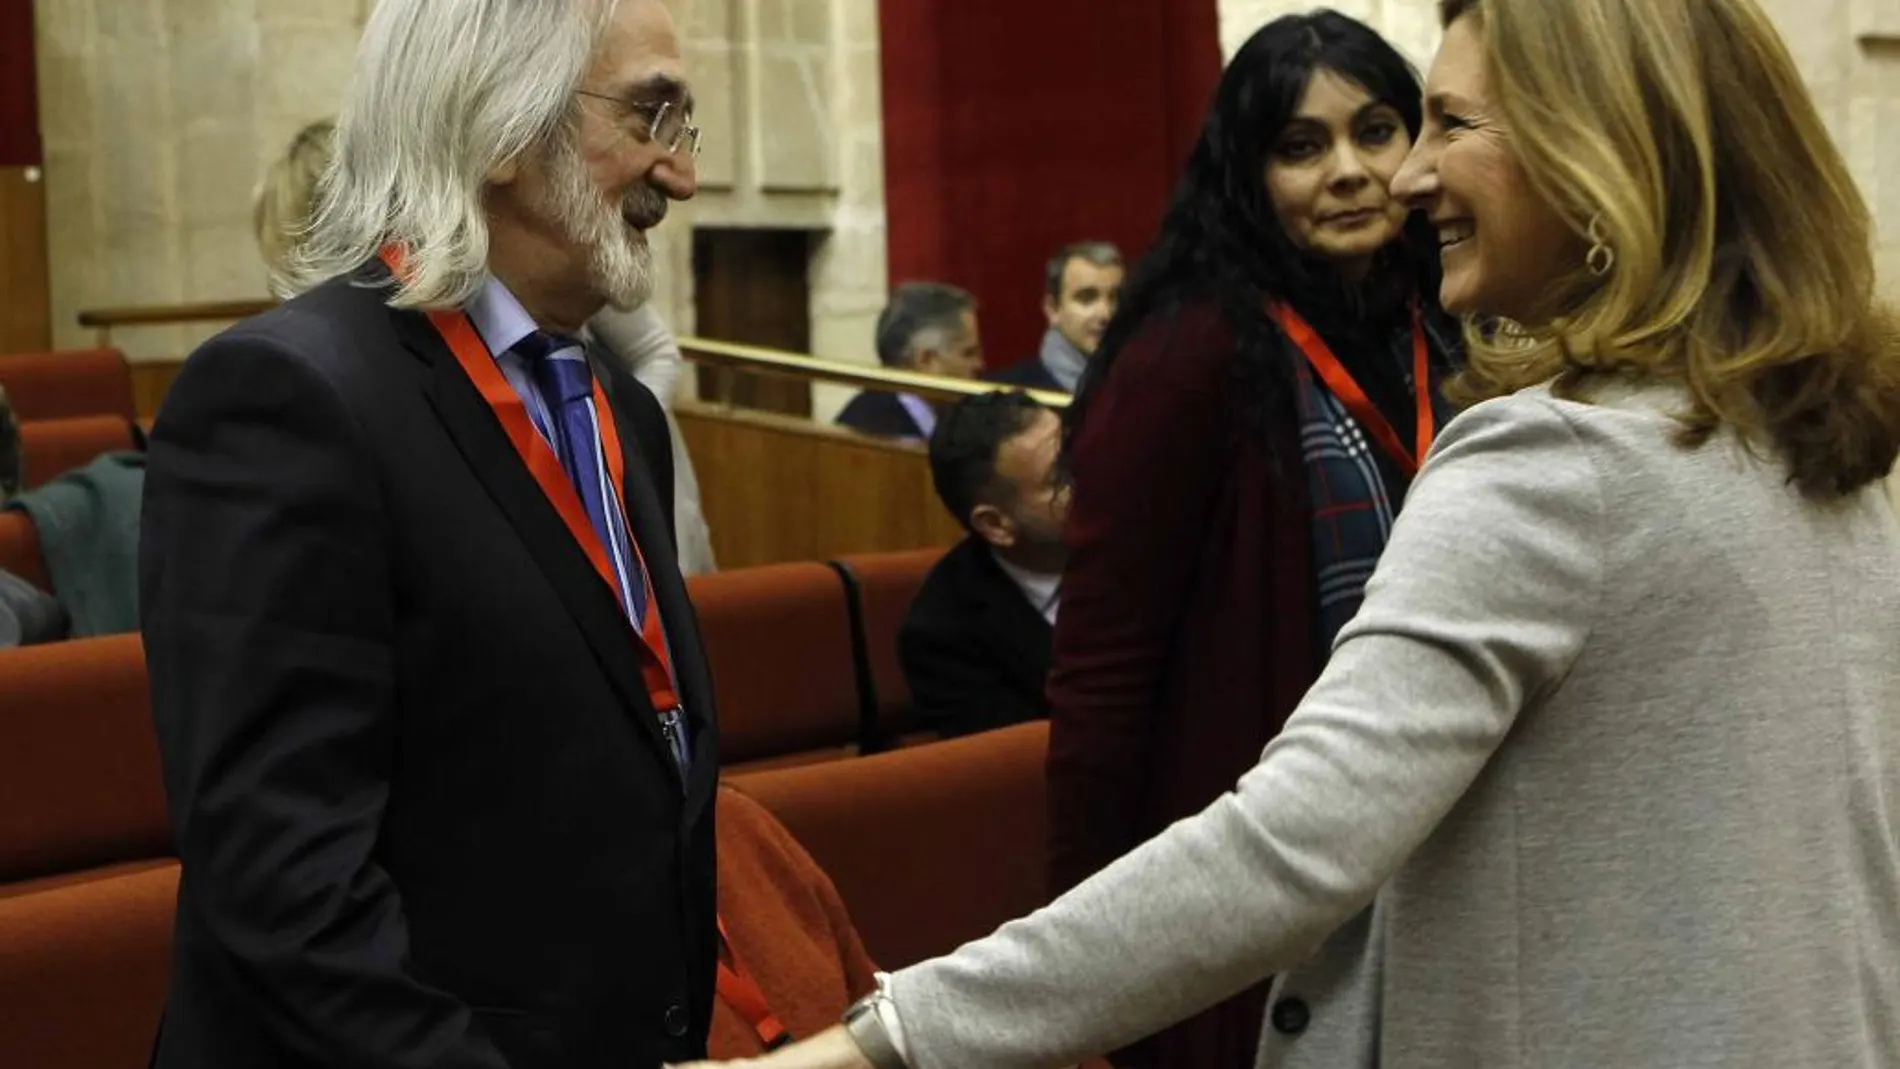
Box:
[0,167,51,353]
[678,402,962,569]
[123,365,963,568]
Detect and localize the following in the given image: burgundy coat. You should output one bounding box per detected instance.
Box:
[1047,300,1317,1069]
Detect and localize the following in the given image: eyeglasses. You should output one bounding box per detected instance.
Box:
[575,91,703,158]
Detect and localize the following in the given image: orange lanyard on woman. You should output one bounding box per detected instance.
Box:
[716,916,792,1051]
[380,248,682,717]
[1270,300,1436,477]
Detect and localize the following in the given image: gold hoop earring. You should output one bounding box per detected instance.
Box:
[1586,214,1615,277]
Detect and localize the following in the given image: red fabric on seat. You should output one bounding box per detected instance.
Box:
[0,635,170,882]
[19,415,138,489]
[0,349,136,423]
[689,562,861,767]
[0,509,49,591]
[0,859,177,1069]
[832,547,946,748]
[726,720,1049,970]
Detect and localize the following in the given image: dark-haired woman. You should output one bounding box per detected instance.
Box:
[1044,13,1457,1066]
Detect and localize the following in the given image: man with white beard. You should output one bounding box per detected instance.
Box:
[138,2,721,1067]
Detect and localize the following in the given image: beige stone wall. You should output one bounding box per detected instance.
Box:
[678,0,887,420]
[34,0,370,360]
[33,0,886,402]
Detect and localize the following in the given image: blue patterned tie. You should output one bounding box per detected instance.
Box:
[515,332,688,779]
[515,332,648,628]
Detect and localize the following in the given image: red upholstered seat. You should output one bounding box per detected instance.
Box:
[0,859,177,1069]
[830,547,947,750]
[689,562,862,769]
[0,635,170,883]
[19,415,139,489]
[0,510,49,591]
[0,348,136,423]
[727,720,1049,969]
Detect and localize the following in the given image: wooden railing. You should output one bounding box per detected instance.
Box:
[674,401,966,566]
[71,299,1066,566]
[77,299,277,347]
[74,299,1071,411]
[680,336,1069,409]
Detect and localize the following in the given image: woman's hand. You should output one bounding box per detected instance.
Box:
[669,1025,878,1069]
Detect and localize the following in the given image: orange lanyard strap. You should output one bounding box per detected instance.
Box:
[383,247,682,713]
[716,917,792,1051]
[1271,300,1435,478]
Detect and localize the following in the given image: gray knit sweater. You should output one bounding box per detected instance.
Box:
[888,384,1900,1069]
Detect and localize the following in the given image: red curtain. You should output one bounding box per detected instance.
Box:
[0,0,40,166]
[879,0,1221,370]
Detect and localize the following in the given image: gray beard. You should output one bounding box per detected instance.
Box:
[538,135,657,310]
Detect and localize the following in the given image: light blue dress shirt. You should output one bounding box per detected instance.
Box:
[461,278,692,775]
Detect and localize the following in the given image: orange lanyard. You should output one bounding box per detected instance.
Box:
[715,916,792,1051]
[1271,300,1435,477]
[382,249,682,715]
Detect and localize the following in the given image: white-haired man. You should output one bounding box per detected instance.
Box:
[140,2,717,1067]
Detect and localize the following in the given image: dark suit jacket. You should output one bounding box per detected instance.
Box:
[983,357,1063,393]
[833,390,926,439]
[896,537,1053,738]
[140,264,720,1069]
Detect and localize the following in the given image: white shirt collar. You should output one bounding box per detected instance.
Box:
[896,393,938,439]
[1038,327,1089,392]
[990,551,1061,626]
[464,274,540,358]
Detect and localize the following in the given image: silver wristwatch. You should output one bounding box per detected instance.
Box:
[842,985,907,1069]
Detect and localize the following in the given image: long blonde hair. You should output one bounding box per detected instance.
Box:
[1442,0,1900,498]
[253,120,335,294]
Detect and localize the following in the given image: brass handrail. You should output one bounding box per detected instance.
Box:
[72,301,1071,408]
[678,336,1070,409]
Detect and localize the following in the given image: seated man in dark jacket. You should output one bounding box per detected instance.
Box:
[985,241,1122,393]
[836,282,984,440]
[898,392,1068,737]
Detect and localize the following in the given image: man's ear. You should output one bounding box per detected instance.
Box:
[486,151,522,186]
[1042,294,1061,326]
[910,346,944,375]
[968,503,1014,549]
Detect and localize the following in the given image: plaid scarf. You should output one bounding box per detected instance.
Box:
[1290,312,1457,654]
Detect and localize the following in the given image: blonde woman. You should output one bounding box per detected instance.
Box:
[253,120,334,296]
[677,0,1900,1066]
[253,120,718,573]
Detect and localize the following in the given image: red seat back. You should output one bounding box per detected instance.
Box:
[0,860,177,1069]
[832,548,946,748]
[0,510,49,591]
[0,349,136,423]
[688,563,861,767]
[19,415,138,489]
[727,721,1050,969]
[0,635,171,883]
